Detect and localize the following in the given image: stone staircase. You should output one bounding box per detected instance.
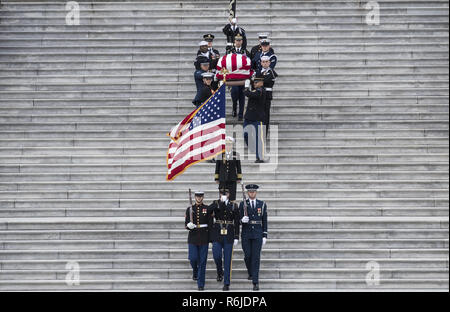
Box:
[0,0,448,291]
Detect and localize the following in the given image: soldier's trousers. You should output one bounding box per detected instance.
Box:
[212,240,234,286]
[241,237,263,284]
[231,86,245,118]
[188,244,209,288]
[243,120,266,160]
[219,181,237,201]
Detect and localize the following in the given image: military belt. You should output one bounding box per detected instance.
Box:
[196,224,208,228]
[249,221,263,225]
[215,220,234,225]
[265,88,273,91]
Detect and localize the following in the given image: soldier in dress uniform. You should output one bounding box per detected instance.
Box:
[215,136,242,201]
[243,73,268,163]
[250,33,275,61]
[239,184,268,291]
[255,55,278,136]
[194,41,211,70]
[229,34,249,120]
[251,39,277,71]
[192,72,215,108]
[185,191,214,291]
[228,33,250,56]
[222,17,247,53]
[203,33,220,73]
[209,188,240,291]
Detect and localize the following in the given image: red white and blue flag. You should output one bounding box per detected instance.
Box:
[166,84,226,181]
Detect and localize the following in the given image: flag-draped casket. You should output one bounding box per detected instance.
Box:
[215,53,254,81]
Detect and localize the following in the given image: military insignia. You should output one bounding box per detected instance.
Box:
[257,208,262,215]
[202,209,207,214]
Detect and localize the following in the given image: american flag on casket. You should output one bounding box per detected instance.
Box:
[166,84,226,181]
[215,53,254,81]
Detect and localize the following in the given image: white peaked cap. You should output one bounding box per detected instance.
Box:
[225,136,235,143]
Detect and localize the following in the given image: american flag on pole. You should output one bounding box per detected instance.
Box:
[166,84,226,181]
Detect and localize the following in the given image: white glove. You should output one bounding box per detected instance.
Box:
[187,222,196,230]
[244,79,250,88]
[234,239,239,246]
[262,237,267,245]
[220,195,227,202]
[219,80,224,87]
[241,216,249,223]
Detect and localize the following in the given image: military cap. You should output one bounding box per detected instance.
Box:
[258,33,269,39]
[197,56,210,66]
[194,191,205,196]
[201,72,215,79]
[253,72,265,81]
[225,136,235,143]
[198,40,209,46]
[245,184,259,191]
[234,34,243,41]
[203,33,215,42]
[260,55,271,61]
[260,39,271,45]
[220,188,230,194]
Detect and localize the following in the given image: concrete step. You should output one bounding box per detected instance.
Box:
[1,163,448,174]
[1,171,447,183]
[0,179,448,191]
[1,257,447,270]
[0,207,448,218]
[1,189,447,200]
[0,216,446,230]
[0,267,448,281]
[0,247,447,261]
[0,278,447,291]
[1,198,447,209]
[0,228,447,240]
[1,237,447,250]
[0,129,446,139]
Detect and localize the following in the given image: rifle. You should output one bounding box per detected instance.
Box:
[241,182,248,217]
[188,188,193,224]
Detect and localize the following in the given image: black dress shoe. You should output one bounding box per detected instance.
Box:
[247,275,252,280]
[198,287,204,291]
[217,274,223,282]
[193,276,198,281]
[238,116,243,121]
[255,159,265,163]
[223,285,230,291]
[253,284,259,291]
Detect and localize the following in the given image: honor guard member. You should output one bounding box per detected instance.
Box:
[230,34,249,120]
[185,191,214,291]
[215,136,242,201]
[239,184,268,291]
[243,74,268,163]
[250,33,275,61]
[229,34,250,56]
[195,41,211,70]
[203,33,220,72]
[193,72,215,108]
[223,17,247,53]
[193,56,210,92]
[252,39,277,71]
[256,55,278,136]
[209,188,240,291]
